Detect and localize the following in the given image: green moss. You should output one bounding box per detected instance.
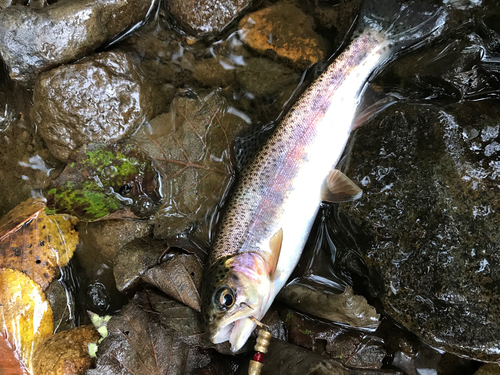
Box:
[50,188,121,220]
[46,144,159,221]
[82,147,141,182]
[300,328,312,335]
[44,207,56,215]
[79,190,120,217]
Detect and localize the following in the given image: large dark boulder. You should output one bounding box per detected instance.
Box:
[339,100,500,361]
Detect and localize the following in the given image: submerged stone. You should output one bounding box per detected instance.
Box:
[339,100,500,361]
[236,57,300,98]
[238,3,327,68]
[165,0,251,37]
[31,325,100,375]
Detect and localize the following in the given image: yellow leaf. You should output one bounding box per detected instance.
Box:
[0,198,78,290]
[0,268,54,372]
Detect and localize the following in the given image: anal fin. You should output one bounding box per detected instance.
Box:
[352,84,399,130]
[321,169,362,203]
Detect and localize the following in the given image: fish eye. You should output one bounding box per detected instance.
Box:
[215,287,235,310]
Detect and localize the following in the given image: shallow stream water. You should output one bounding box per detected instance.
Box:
[1,0,500,374]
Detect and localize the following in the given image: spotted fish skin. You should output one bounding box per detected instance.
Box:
[208,32,388,266]
[202,0,447,352]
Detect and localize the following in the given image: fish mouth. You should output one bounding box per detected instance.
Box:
[211,315,257,352]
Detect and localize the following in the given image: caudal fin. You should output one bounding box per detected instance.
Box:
[357,0,447,52]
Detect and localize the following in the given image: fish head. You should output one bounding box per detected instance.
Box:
[201,252,273,352]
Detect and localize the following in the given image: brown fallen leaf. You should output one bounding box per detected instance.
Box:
[114,237,204,311]
[113,238,167,293]
[0,198,46,242]
[0,268,54,372]
[0,333,28,375]
[0,198,78,290]
[142,253,203,311]
[88,290,235,375]
[130,90,248,239]
[32,325,100,375]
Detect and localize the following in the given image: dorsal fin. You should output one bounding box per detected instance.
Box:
[268,228,283,279]
[321,169,362,203]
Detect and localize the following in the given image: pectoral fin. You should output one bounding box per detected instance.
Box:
[321,169,362,203]
[268,228,283,279]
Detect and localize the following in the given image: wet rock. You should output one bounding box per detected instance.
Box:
[119,27,192,89]
[339,100,500,361]
[282,309,385,370]
[238,3,327,68]
[116,27,182,114]
[260,308,287,343]
[475,364,500,375]
[279,281,380,329]
[0,70,59,217]
[0,0,157,84]
[75,219,151,313]
[236,57,300,97]
[385,325,478,375]
[85,282,113,314]
[45,279,74,333]
[0,69,27,132]
[165,0,251,37]
[78,219,152,270]
[28,0,47,8]
[312,0,362,48]
[32,325,100,375]
[0,119,56,216]
[193,57,237,88]
[0,0,13,10]
[244,336,400,375]
[33,51,153,161]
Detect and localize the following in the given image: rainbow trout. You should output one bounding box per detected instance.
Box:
[202,0,447,351]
